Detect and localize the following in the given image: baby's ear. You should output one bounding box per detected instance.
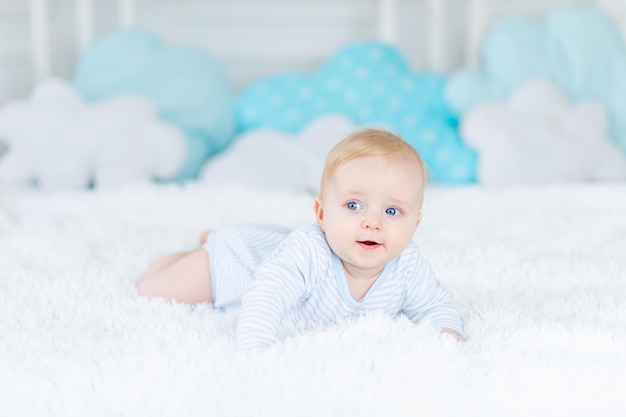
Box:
[415,212,423,228]
[313,196,324,230]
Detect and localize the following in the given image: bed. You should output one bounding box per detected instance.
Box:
[2,1,626,416]
[2,182,626,416]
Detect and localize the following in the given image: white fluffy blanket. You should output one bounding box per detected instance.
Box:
[1,183,625,416]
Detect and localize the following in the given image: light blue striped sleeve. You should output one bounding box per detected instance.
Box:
[235,228,317,350]
[401,249,464,336]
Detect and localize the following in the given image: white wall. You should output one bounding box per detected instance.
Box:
[0,0,624,105]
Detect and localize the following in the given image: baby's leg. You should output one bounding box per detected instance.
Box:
[141,251,190,278]
[138,248,213,304]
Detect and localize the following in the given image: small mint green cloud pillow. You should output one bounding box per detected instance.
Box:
[445,7,626,155]
[73,27,234,181]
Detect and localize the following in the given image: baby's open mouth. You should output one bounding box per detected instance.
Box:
[358,240,381,249]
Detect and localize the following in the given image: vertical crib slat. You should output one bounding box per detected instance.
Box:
[597,0,626,40]
[427,0,447,72]
[76,0,95,53]
[376,0,397,43]
[28,0,51,82]
[118,0,137,26]
[466,0,487,68]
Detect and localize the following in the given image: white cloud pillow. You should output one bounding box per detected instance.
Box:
[0,79,186,190]
[461,79,626,185]
[201,115,358,193]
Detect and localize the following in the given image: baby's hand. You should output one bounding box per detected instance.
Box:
[440,328,467,342]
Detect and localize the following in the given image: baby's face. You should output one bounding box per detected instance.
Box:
[315,155,424,279]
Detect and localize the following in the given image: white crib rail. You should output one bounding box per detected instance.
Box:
[25,0,453,86]
[463,0,626,68]
[28,0,137,82]
[22,0,626,89]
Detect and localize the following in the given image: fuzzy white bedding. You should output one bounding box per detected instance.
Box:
[1,182,625,417]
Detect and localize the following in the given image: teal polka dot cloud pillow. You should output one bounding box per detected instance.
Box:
[235,42,476,184]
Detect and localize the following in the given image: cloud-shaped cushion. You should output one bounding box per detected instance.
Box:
[235,42,476,184]
[461,79,626,185]
[0,79,186,190]
[73,27,233,180]
[446,7,626,154]
[201,114,357,193]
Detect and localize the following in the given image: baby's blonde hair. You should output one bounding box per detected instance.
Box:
[319,128,427,198]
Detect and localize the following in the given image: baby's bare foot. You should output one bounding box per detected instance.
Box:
[199,230,210,245]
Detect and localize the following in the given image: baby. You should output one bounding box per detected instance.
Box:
[138,129,465,349]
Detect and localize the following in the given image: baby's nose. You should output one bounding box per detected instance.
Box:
[361,213,382,230]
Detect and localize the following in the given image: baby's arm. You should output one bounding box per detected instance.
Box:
[402,253,465,340]
[236,230,314,349]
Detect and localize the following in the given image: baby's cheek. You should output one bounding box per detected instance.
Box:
[391,229,414,251]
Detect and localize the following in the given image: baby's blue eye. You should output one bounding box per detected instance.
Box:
[386,207,400,216]
[347,201,362,211]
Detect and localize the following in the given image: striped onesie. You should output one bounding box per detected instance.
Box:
[204,224,463,349]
